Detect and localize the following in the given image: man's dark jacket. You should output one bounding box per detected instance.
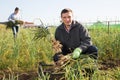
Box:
[55,20,92,55]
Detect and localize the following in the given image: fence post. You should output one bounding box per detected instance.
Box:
[107,21,110,34]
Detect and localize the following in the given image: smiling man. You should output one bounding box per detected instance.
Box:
[53,8,98,62]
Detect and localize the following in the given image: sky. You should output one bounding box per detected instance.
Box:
[0,0,120,25]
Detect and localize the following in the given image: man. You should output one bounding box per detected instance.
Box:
[53,8,98,62]
[8,7,20,38]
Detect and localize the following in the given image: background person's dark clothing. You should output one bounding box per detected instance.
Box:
[12,26,19,38]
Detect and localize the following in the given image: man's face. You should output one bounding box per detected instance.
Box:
[61,12,73,26]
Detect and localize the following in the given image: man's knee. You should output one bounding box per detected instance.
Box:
[88,46,98,53]
[86,46,98,59]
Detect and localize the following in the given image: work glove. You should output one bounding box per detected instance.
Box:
[72,48,82,59]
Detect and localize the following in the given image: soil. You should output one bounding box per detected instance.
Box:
[0,59,120,80]
[99,59,120,70]
[0,70,38,80]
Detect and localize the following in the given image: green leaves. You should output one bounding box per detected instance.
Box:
[6,20,24,29]
[6,21,15,29]
[33,27,50,40]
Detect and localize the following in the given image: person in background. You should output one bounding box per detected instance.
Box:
[8,7,20,38]
[53,8,98,62]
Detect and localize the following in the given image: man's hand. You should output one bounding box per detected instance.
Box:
[55,54,71,66]
[72,48,82,59]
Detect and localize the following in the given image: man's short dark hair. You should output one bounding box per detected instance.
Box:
[61,8,73,17]
[15,7,19,11]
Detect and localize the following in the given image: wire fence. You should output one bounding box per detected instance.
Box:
[83,20,120,34]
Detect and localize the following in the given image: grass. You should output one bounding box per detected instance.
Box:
[0,24,120,80]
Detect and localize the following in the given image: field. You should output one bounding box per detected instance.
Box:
[0,23,120,80]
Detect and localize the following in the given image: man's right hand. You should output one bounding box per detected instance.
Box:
[72,48,82,59]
